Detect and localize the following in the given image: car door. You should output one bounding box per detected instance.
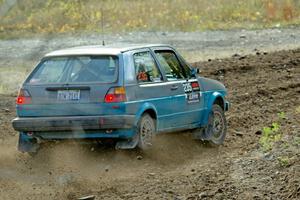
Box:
[124,49,186,131]
[176,51,205,125]
[151,48,193,129]
[153,48,204,127]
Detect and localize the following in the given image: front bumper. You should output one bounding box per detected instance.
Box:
[12,115,135,132]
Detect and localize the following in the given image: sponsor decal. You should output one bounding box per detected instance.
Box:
[186,92,200,103]
[182,81,201,103]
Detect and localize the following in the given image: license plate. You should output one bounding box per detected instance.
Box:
[187,92,200,103]
[57,90,80,101]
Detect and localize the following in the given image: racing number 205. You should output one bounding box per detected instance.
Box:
[182,82,193,93]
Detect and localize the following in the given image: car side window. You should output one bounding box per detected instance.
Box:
[133,51,162,83]
[154,50,186,81]
[179,57,193,78]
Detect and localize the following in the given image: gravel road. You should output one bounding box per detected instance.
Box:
[1,27,300,63]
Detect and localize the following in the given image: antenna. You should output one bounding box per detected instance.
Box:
[101,7,105,46]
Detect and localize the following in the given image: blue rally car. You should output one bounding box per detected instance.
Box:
[12,44,229,152]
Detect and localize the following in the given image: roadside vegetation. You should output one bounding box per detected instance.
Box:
[259,108,300,169]
[0,0,300,39]
[259,121,282,152]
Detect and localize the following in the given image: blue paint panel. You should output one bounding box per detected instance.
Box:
[17,102,127,117]
[125,83,189,130]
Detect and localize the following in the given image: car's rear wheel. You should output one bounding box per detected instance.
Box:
[137,114,155,150]
[207,104,227,145]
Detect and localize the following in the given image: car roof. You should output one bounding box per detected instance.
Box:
[44,44,174,57]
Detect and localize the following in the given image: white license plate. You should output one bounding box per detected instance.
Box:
[57,90,80,101]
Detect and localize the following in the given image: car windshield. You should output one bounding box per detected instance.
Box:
[27,55,118,84]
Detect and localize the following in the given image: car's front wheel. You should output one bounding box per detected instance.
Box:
[207,104,227,145]
[137,114,155,150]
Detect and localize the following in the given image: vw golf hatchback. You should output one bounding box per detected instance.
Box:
[12,44,229,152]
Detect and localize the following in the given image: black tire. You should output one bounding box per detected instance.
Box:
[137,114,156,150]
[207,104,227,145]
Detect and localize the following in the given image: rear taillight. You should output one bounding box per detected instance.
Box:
[191,82,200,91]
[104,87,126,103]
[16,89,31,105]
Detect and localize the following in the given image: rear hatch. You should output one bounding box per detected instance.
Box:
[18,55,121,117]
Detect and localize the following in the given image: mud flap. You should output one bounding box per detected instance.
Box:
[192,127,212,140]
[18,133,40,153]
[115,133,139,149]
[193,112,214,140]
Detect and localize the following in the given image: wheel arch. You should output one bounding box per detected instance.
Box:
[209,91,225,111]
[202,91,226,125]
[134,103,158,130]
[213,96,225,110]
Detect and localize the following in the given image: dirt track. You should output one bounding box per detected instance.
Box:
[0,47,299,199]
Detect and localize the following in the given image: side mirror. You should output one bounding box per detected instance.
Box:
[191,68,200,77]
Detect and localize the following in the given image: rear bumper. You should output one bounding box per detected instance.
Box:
[12,115,135,132]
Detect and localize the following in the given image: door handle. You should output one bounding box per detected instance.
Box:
[170,85,179,90]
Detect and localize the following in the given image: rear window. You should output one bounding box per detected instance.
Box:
[27,55,118,84]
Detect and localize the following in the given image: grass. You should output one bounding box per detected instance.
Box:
[259,121,282,151]
[277,111,287,119]
[277,156,290,167]
[259,109,299,169]
[259,108,299,153]
[0,0,300,39]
